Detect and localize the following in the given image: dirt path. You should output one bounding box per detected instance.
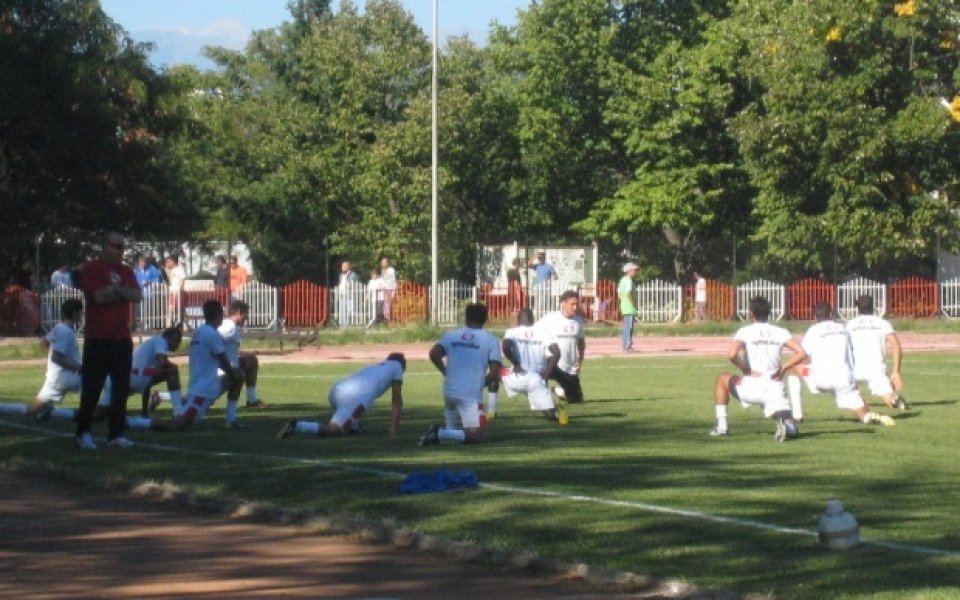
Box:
[0,471,665,599]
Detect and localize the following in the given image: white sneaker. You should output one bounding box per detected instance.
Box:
[74,432,97,450]
[553,386,566,398]
[107,436,135,448]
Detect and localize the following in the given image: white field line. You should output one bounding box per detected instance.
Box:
[1,419,958,559]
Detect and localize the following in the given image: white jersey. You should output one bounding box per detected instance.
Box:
[132,335,169,372]
[330,360,404,410]
[188,324,226,400]
[734,322,793,376]
[44,323,80,381]
[504,325,547,373]
[381,266,397,290]
[167,265,186,292]
[846,315,893,375]
[801,321,855,382]
[218,318,242,367]
[438,327,501,403]
[534,311,584,374]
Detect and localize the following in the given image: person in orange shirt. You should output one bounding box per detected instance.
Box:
[229,256,248,294]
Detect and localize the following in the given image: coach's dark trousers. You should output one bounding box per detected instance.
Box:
[77,338,133,440]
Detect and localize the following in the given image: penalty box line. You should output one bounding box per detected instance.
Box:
[2,418,958,560]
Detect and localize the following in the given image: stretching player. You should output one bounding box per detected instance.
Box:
[0,300,84,420]
[846,295,907,410]
[278,353,405,439]
[125,300,242,432]
[710,296,807,442]
[420,303,501,446]
[785,302,895,426]
[498,309,566,423]
[219,300,266,415]
[535,290,586,403]
[96,327,183,418]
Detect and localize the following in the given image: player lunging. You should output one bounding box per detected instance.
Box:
[498,308,566,423]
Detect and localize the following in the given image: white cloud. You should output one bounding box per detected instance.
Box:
[131,18,261,69]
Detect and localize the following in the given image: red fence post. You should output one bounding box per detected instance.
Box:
[888,277,937,318]
[786,278,836,320]
[280,280,328,328]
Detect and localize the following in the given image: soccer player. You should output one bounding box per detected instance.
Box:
[846,295,907,411]
[785,302,895,427]
[278,353,406,439]
[97,326,184,418]
[710,296,807,442]
[535,290,586,404]
[0,300,84,420]
[497,308,566,423]
[218,300,266,424]
[126,300,242,432]
[420,303,502,446]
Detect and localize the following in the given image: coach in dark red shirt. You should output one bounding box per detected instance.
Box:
[75,231,142,450]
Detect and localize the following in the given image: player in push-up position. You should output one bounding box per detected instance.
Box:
[420,303,502,446]
[278,353,406,439]
[710,296,807,442]
[125,300,242,432]
[495,308,566,423]
[784,301,895,427]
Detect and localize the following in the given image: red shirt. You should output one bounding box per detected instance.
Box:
[80,259,138,339]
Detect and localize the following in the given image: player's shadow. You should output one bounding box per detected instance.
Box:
[785,428,876,439]
[567,412,629,420]
[888,411,921,421]
[584,397,670,404]
[908,399,957,406]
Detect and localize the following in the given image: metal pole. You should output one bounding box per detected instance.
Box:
[430,0,439,325]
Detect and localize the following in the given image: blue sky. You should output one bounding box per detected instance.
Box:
[100,0,527,70]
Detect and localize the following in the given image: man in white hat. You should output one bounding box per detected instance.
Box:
[618,262,639,351]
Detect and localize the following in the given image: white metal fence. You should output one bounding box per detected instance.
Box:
[941,277,960,318]
[635,279,683,323]
[837,277,886,319]
[736,279,785,321]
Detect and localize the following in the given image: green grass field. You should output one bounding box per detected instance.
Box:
[1,352,958,599]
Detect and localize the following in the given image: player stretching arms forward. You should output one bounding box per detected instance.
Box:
[498,309,565,423]
[278,353,405,439]
[420,303,501,446]
[710,296,807,442]
[786,302,895,427]
[846,295,907,411]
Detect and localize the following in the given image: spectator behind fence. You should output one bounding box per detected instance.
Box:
[164,256,186,327]
[229,256,248,294]
[338,260,360,329]
[50,265,74,288]
[506,257,523,314]
[380,256,397,323]
[214,255,229,290]
[74,231,141,450]
[694,271,707,321]
[367,269,384,328]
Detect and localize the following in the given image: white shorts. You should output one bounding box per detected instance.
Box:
[731,375,791,418]
[853,369,893,396]
[800,366,865,410]
[36,372,81,403]
[98,368,162,407]
[444,396,486,430]
[328,388,368,429]
[501,370,554,411]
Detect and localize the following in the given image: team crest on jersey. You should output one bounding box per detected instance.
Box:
[523,330,534,338]
[461,332,475,341]
[109,271,121,285]
[563,323,577,333]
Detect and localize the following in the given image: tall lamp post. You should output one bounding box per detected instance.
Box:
[430,0,439,325]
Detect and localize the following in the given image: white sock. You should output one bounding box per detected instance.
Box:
[715,405,728,431]
[52,407,76,420]
[157,391,172,402]
[0,403,27,415]
[487,392,498,415]
[444,408,458,430]
[169,389,182,405]
[246,386,258,403]
[126,416,152,429]
[438,428,466,443]
[226,399,238,423]
[172,396,184,418]
[296,421,319,435]
[787,376,803,420]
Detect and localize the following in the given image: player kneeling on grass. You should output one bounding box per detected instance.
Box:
[496,308,566,423]
[420,303,502,446]
[711,296,807,442]
[92,326,184,420]
[124,300,243,432]
[846,294,908,411]
[278,353,405,440]
[784,302,895,427]
[219,300,266,410]
[0,300,84,421]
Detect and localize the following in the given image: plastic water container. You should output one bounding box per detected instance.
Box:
[818,499,860,550]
